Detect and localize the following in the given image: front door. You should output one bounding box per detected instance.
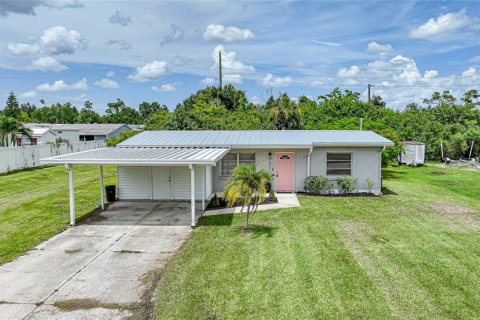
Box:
[275,152,295,192]
[152,167,171,199]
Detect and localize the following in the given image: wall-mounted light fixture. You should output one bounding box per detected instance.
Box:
[268,152,272,160]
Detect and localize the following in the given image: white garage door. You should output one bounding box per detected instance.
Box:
[118,166,206,201]
[118,166,152,200]
[172,166,205,200]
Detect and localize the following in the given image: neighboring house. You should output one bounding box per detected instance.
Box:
[19,125,80,145]
[41,130,393,227]
[25,123,131,142]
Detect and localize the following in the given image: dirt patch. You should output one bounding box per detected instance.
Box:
[428,202,480,232]
[53,299,136,312]
[130,233,193,320]
[113,250,145,254]
[64,249,82,254]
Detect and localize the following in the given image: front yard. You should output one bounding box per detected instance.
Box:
[0,165,116,265]
[155,165,480,319]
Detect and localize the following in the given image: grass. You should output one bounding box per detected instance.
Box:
[0,165,116,265]
[155,165,480,319]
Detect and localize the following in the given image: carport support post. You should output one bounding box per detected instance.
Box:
[189,164,195,227]
[68,164,76,226]
[99,165,104,210]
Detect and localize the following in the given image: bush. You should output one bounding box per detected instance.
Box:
[304,176,333,194]
[107,130,141,147]
[336,177,358,194]
[366,178,375,191]
[268,188,276,201]
[210,193,220,208]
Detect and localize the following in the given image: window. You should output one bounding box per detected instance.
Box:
[326,153,352,175]
[221,153,255,176]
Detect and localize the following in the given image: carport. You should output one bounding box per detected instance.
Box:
[40,146,230,227]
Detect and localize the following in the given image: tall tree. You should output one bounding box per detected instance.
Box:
[105,99,141,124]
[139,101,168,119]
[3,92,21,118]
[77,100,101,123]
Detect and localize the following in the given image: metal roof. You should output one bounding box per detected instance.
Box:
[26,123,128,136]
[40,147,230,166]
[119,130,394,148]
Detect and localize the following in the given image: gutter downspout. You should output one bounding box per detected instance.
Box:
[307,146,313,177]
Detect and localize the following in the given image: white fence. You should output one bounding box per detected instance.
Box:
[0,140,106,174]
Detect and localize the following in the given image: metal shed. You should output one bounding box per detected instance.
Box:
[399,141,425,166]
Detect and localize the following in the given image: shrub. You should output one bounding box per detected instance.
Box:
[210,193,220,208]
[336,177,358,194]
[268,188,276,202]
[366,178,375,191]
[304,176,333,194]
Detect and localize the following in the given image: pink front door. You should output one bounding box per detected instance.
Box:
[275,152,295,192]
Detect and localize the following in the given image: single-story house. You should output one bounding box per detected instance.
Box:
[19,125,80,145]
[40,130,393,227]
[25,123,131,142]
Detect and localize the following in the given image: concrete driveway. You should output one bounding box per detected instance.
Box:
[0,201,202,319]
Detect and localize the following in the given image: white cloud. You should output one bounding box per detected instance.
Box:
[367,41,393,54]
[29,56,68,72]
[128,60,168,82]
[223,74,243,84]
[200,77,215,85]
[19,91,37,98]
[39,26,87,55]
[6,43,40,55]
[152,84,175,92]
[312,40,341,47]
[337,65,360,77]
[261,73,293,88]
[203,24,255,42]
[94,78,119,89]
[210,45,255,84]
[105,70,115,77]
[75,93,87,102]
[109,10,132,26]
[44,0,83,9]
[0,0,82,16]
[35,78,88,92]
[410,9,473,40]
[160,24,184,46]
[424,70,438,79]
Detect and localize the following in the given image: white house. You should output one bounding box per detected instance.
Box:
[19,125,80,145]
[25,123,131,143]
[41,130,393,227]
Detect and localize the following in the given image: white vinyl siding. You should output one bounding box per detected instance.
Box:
[118,166,152,200]
[172,166,205,200]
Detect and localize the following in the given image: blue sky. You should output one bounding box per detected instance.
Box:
[0,0,479,113]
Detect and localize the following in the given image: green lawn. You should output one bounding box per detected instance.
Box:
[155,166,480,319]
[0,165,116,265]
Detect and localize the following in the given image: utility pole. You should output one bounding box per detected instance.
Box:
[218,50,222,88]
[367,84,373,103]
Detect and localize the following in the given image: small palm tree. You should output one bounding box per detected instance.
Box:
[0,116,33,147]
[224,164,272,231]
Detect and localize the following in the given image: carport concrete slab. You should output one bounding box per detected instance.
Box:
[0,250,98,303]
[0,303,37,319]
[0,201,194,319]
[28,305,132,320]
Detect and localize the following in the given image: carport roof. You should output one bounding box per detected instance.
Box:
[40,146,230,165]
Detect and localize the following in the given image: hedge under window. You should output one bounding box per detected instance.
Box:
[326,153,352,175]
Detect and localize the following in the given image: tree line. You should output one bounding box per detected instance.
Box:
[1,84,479,160]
